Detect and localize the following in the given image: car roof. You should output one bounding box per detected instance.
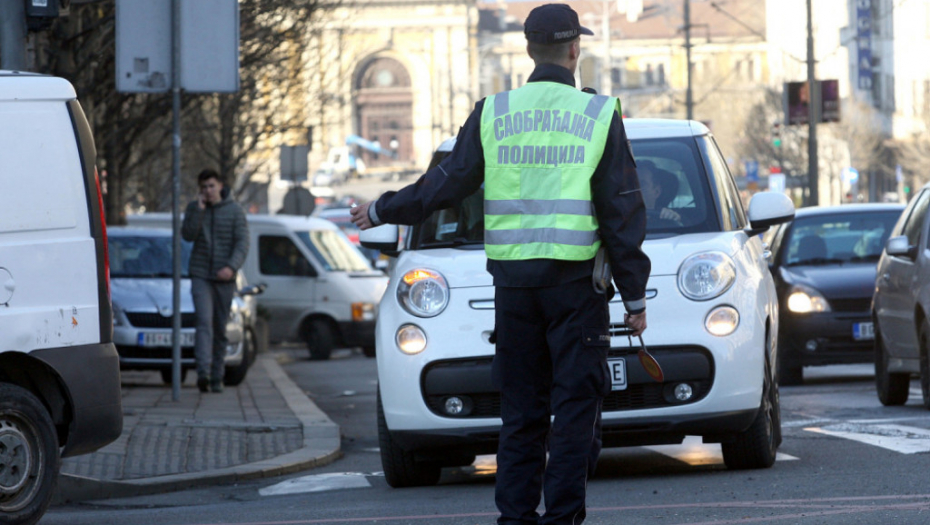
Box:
[792,203,906,218]
[0,71,76,101]
[435,118,709,153]
[128,212,340,231]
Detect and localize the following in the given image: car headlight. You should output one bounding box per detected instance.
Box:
[396,269,449,317]
[112,304,125,326]
[786,284,831,313]
[677,252,736,301]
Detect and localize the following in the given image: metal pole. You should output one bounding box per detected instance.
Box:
[806,0,819,206]
[0,0,27,70]
[171,0,183,401]
[601,0,611,96]
[684,0,693,120]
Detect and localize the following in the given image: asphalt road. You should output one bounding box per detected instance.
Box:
[44,351,930,525]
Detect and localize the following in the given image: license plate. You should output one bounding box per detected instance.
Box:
[853,322,874,341]
[608,358,627,391]
[139,331,196,347]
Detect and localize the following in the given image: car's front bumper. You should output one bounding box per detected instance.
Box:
[780,310,873,366]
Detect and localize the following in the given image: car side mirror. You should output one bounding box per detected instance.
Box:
[745,192,795,237]
[886,235,917,260]
[360,223,401,257]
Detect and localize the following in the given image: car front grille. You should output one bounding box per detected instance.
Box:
[829,298,872,313]
[126,312,197,328]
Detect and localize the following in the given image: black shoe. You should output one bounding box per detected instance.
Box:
[197,377,210,393]
[210,380,224,393]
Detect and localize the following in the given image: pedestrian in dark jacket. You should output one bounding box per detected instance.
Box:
[182,169,249,393]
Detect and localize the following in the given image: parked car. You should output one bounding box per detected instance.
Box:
[0,71,122,525]
[764,204,904,385]
[108,227,264,386]
[362,119,795,487]
[128,214,388,360]
[873,184,930,406]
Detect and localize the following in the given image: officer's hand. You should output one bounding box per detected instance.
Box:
[625,311,647,336]
[350,202,374,230]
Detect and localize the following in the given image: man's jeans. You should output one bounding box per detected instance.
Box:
[191,278,236,381]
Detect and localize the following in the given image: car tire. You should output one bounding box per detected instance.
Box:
[362,346,376,358]
[160,368,188,386]
[225,330,256,387]
[377,390,442,488]
[722,349,779,470]
[0,383,60,525]
[919,319,930,410]
[875,318,909,406]
[306,319,336,361]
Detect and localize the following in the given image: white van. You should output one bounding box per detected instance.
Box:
[128,213,388,360]
[0,72,123,524]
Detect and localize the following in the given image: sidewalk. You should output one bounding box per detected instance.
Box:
[53,353,341,503]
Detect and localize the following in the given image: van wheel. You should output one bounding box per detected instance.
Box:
[875,319,909,406]
[362,346,376,358]
[306,319,336,360]
[377,390,441,487]
[722,351,779,470]
[160,368,188,386]
[225,330,256,386]
[0,383,59,525]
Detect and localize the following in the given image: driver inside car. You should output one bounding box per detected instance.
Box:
[637,160,682,225]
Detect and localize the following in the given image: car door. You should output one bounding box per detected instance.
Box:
[879,189,930,356]
[256,234,319,341]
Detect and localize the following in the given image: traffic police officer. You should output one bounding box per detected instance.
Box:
[351,4,650,523]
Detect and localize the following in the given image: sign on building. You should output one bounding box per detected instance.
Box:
[784,80,841,126]
[856,0,873,91]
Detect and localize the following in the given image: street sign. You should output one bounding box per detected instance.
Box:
[280,145,310,182]
[116,0,239,94]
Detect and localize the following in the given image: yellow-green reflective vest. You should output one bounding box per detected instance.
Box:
[480,82,619,261]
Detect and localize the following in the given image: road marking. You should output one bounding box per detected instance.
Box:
[805,423,930,454]
[259,472,372,496]
[645,436,798,465]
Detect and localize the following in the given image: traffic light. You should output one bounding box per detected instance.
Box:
[772,123,782,148]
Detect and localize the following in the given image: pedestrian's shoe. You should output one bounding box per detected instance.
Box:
[197,376,210,393]
[210,379,224,393]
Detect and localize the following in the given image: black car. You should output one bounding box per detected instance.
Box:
[765,203,905,385]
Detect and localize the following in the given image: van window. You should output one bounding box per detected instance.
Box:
[259,235,317,276]
[295,230,371,272]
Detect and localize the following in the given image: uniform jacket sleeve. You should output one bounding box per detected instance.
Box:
[591,111,651,314]
[371,102,486,226]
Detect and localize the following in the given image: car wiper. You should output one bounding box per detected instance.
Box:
[786,257,846,267]
[849,254,881,263]
[420,237,482,249]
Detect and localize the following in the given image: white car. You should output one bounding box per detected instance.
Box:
[362,119,795,487]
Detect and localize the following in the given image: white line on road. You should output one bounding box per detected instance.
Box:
[259,472,373,496]
[805,423,930,454]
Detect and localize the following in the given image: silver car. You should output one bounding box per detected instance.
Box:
[108,227,264,385]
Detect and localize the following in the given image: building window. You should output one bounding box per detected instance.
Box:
[611,67,623,87]
[657,64,666,86]
[645,64,654,86]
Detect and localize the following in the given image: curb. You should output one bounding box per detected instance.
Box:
[54,355,341,503]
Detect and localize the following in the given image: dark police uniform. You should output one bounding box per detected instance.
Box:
[365,10,649,524]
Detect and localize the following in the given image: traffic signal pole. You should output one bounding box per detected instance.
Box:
[0,1,27,70]
[806,0,819,206]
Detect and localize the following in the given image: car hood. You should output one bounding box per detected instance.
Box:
[778,263,877,299]
[111,278,194,314]
[395,232,741,289]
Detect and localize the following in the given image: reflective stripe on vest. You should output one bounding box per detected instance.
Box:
[480,82,619,261]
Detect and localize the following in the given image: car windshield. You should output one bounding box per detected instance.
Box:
[109,235,192,278]
[782,211,902,266]
[410,136,720,249]
[295,229,373,272]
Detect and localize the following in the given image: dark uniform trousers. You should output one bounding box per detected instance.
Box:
[492,277,611,525]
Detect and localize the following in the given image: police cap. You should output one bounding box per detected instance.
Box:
[524,3,594,44]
